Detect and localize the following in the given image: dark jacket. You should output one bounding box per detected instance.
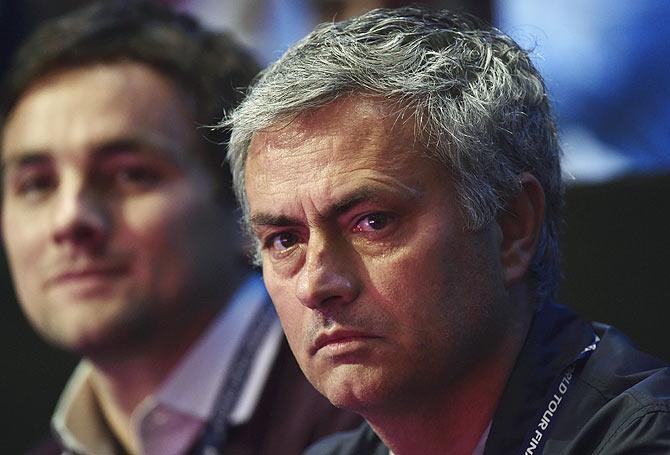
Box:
[306,302,670,454]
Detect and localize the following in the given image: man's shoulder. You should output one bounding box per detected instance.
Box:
[551,322,670,453]
[581,322,670,408]
[303,421,387,455]
[485,303,670,454]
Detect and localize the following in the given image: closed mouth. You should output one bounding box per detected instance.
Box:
[47,264,129,288]
[311,329,378,355]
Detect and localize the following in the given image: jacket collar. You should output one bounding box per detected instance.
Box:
[484,302,594,454]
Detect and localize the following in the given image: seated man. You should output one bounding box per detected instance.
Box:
[0,2,358,454]
[224,7,670,454]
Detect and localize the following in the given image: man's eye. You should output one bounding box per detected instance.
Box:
[16,173,56,198]
[353,212,392,233]
[269,232,298,252]
[114,166,162,188]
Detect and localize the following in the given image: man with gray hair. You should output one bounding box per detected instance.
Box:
[224,6,670,454]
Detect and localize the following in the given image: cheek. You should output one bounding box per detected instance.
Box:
[364,232,465,336]
[367,238,448,300]
[2,217,50,327]
[118,193,206,286]
[264,271,303,343]
[3,203,45,250]
[121,190,207,254]
[121,186,238,305]
[124,195,178,235]
[2,211,46,285]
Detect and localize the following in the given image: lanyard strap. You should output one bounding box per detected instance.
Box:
[192,298,276,455]
[521,334,599,455]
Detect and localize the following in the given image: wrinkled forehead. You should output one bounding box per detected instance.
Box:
[243,96,455,210]
[247,95,423,166]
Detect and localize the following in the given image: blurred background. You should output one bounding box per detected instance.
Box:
[2,0,669,452]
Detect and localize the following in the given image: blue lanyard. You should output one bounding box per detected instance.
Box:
[191,298,276,455]
[521,334,599,454]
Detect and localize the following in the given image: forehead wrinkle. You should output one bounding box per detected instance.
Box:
[322,178,424,221]
[247,136,429,203]
[248,131,336,192]
[245,96,438,228]
[250,171,426,235]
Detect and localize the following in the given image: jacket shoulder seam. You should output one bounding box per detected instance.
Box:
[594,403,670,454]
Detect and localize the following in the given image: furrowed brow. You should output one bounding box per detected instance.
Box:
[249,183,420,232]
[249,213,303,229]
[324,187,378,220]
[1,152,51,175]
[249,188,377,231]
[324,183,422,220]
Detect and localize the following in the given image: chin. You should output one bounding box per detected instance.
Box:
[47,327,113,355]
[45,314,146,358]
[317,365,389,413]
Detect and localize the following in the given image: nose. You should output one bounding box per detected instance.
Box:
[295,233,360,309]
[52,185,109,252]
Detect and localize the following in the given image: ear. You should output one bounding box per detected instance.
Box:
[497,173,545,288]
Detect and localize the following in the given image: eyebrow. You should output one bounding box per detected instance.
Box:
[93,133,184,157]
[93,138,146,157]
[2,134,182,172]
[249,184,421,229]
[249,213,302,228]
[0,152,51,181]
[0,141,141,179]
[1,152,49,170]
[94,135,190,169]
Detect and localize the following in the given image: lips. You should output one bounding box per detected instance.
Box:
[46,264,129,289]
[310,329,378,355]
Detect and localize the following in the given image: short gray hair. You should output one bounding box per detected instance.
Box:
[224,6,562,306]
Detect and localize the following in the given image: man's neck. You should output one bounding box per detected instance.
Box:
[86,300,226,454]
[365,371,500,455]
[364,313,531,455]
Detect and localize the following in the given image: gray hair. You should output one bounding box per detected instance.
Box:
[224,6,562,306]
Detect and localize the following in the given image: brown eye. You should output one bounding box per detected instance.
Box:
[270,232,298,251]
[116,166,161,187]
[16,173,56,199]
[353,212,392,232]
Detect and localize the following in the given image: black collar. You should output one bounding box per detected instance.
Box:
[484,302,594,454]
